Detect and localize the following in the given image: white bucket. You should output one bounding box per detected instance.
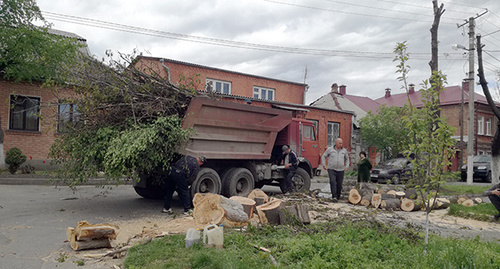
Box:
[203,224,224,249]
[185,228,201,248]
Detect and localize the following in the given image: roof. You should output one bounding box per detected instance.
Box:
[136,56,307,87]
[375,86,500,108]
[47,28,91,56]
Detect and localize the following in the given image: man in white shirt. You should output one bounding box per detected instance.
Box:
[321,138,349,201]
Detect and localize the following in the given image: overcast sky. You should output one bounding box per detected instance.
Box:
[36,0,500,104]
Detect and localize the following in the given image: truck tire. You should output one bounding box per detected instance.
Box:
[222,167,255,197]
[133,184,166,200]
[279,167,311,193]
[191,168,222,197]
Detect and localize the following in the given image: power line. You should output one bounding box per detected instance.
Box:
[42,11,462,60]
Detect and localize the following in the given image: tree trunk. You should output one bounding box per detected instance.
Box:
[400,198,423,212]
[348,189,362,205]
[230,196,256,219]
[279,204,310,224]
[193,193,248,228]
[381,198,401,210]
[371,193,382,209]
[256,199,282,225]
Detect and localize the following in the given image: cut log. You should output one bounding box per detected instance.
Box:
[378,186,395,194]
[386,190,397,196]
[230,196,256,219]
[279,204,310,224]
[473,197,483,204]
[404,188,418,199]
[371,193,382,209]
[348,189,362,205]
[247,189,269,206]
[256,199,282,225]
[462,199,474,207]
[359,182,377,192]
[400,198,422,212]
[359,191,373,207]
[74,221,119,241]
[67,227,75,242]
[381,193,396,200]
[428,198,451,210]
[380,198,401,210]
[193,193,248,228]
[395,191,406,200]
[70,237,111,251]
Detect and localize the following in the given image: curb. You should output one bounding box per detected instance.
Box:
[0,177,132,186]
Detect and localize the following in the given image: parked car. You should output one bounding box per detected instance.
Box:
[370,158,412,184]
[460,155,492,183]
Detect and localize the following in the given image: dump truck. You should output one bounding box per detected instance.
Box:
[133,96,320,199]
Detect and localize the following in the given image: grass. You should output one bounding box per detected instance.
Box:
[123,220,500,269]
[448,203,499,221]
[440,183,489,195]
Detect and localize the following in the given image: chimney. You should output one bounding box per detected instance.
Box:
[331,83,339,93]
[339,85,346,95]
[385,88,391,98]
[462,80,469,97]
[409,83,415,94]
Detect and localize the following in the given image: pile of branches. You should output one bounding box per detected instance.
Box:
[63,51,196,129]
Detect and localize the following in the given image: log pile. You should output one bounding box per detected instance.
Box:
[67,221,119,251]
[348,186,430,212]
[193,189,311,227]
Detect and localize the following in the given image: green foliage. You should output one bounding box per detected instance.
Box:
[393,41,411,93]
[359,105,410,159]
[0,0,83,83]
[448,203,499,222]
[124,221,500,269]
[49,116,190,184]
[5,147,27,174]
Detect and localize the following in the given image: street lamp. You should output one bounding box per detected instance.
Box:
[453,43,475,185]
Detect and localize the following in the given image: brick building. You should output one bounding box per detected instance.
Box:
[376,81,500,170]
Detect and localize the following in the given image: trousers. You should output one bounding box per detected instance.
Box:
[327,169,344,199]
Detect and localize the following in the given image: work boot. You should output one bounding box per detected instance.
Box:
[184,209,193,216]
[162,208,173,214]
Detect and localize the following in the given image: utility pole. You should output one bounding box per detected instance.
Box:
[457,9,487,184]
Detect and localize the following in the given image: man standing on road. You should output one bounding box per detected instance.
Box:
[281,145,298,194]
[162,155,206,215]
[482,183,500,221]
[322,138,349,202]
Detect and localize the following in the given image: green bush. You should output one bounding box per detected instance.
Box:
[5,147,27,174]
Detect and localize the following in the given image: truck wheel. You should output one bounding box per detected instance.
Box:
[191,168,222,197]
[222,168,255,197]
[279,167,311,193]
[133,184,167,200]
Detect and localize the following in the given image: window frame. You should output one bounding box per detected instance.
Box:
[8,95,41,132]
[306,119,319,140]
[477,116,484,135]
[253,86,275,101]
[206,78,231,94]
[327,121,340,148]
[485,117,492,136]
[57,102,81,133]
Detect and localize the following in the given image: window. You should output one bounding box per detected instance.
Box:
[307,119,319,139]
[253,86,275,101]
[303,125,316,141]
[477,116,484,135]
[486,117,492,135]
[206,78,231,94]
[9,95,40,131]
[58,103,81,133]
[327,121,340,147]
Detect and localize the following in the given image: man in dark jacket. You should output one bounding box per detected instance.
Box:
[280,145,299,194]
[162,155,206,215]
[482,183,500,221]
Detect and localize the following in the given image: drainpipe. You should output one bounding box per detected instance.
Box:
[159,58,171,83]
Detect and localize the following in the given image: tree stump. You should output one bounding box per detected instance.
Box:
[348,189,361,205]
[473,197,483,204]
[371,193,382,209]
[380,198,401,210]
[193,193,248,228]
[248,189,269,206]
[256,199,283,225]
[230,196,256,219]
[279,204,311,224]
